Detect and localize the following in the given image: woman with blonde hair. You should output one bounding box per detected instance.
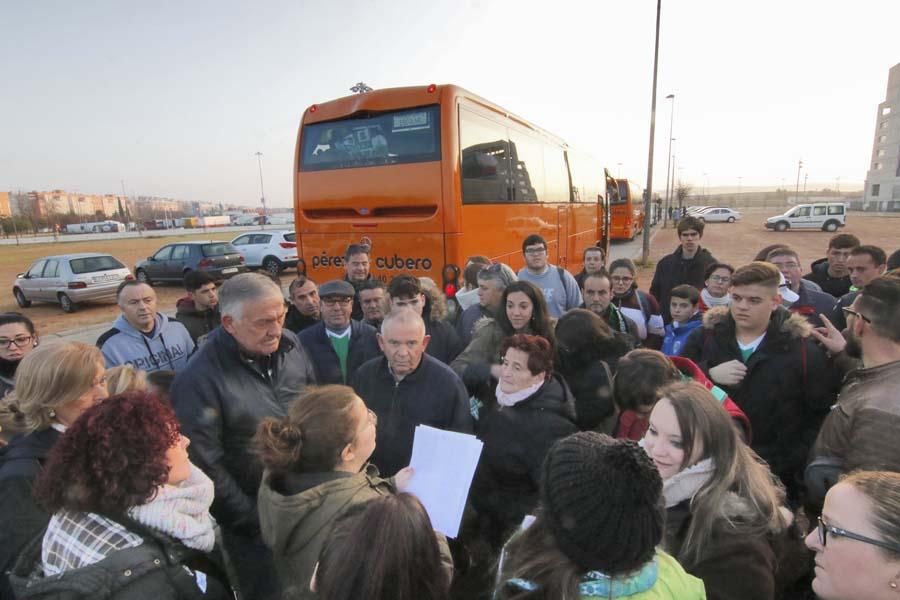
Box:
[806,470,900,600]
[0,342,109,596]
[105,364,148,395]
[643,381,805,599]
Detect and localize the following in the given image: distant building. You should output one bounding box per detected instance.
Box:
[863,62,900,211]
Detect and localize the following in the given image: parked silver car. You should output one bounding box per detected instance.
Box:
[13,253,134,313]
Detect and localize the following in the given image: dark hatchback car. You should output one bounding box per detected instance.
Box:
[135,241,248,284]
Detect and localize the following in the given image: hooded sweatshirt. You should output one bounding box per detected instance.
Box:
[97,313,195,372]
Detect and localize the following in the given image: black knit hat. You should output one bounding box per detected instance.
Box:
[540,432,664,574]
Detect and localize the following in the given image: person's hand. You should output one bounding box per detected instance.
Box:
[812,314,847,355]
[490,364,503,379]
[394,466,415,492]
[708,360,747,386]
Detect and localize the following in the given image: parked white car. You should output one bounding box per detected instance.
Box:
[765,203,847,232]
[696,207,741,223]
[230,230,299,275]
[13,253,133,313]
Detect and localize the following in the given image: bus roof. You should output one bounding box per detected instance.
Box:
[301,83,567,148]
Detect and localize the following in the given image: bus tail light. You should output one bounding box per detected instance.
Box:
[442,264,460,298]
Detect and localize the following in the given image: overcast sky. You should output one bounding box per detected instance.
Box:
[2,0,897,208]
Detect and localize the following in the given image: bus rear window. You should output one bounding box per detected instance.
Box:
[613,182,628,204]
[300,105,441,171]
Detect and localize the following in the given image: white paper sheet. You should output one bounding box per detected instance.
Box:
[405,424,483,538]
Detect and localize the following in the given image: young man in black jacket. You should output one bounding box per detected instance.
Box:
[283,275,320,334]
[650,216,717,323]
[175,270,221,343]
[351,309,473,477]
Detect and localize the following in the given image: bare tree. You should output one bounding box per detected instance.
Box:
[676,183,693,211]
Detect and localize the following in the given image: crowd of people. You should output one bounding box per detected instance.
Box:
[1,218,900,600]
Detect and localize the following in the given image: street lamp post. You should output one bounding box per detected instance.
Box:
[662,94,675,228]
[641,0,663,264]
[795,160,803,205]
[255,151,267,229]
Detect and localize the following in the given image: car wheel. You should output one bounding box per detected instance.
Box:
[58,293,75,313]
[13,288,31,308]
[136,269,151,284]
[823,220,839,232]
[263,257,282,276]
[775,221,788,232]
[727,216,736,223]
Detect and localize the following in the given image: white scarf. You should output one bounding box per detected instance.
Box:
[661,458,715,508]
[701,288,731,308]
[128,463,216,552]
[495,380,544,407]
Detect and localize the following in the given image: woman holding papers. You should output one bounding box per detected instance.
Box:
[255,384,450,600]
[470,334,577,550]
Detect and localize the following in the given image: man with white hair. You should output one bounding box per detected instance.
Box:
[351,309,473,477]
[170,272,315,600]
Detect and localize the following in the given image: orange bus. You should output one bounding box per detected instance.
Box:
[612,178,645,241]
[294,84,613,294]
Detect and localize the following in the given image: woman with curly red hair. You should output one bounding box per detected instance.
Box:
[9,391,233,599]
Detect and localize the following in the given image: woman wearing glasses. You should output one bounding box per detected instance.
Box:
[255,385,449,600]
[0,342,109,597]
[642,382,807,600]
[699,263,735,313]
[608,258,664,349]
[806,471,900,600]
[0,312,38,400]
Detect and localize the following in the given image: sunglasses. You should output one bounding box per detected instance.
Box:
[817,516,900,554]
[841,307,872,324]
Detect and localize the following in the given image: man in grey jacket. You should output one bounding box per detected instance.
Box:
[96,281,194,372]
[170,273,316,600]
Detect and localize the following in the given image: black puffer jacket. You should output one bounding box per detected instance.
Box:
[650,246,717,323]
[471,373,577,544]
[297,320,380,385]
[0,428,61,600]
[803,257,851,299]
[170,327,316,534]
[680,306,837,494]
[9,516,232,600]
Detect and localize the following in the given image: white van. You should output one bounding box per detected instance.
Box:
[765,203,846,232]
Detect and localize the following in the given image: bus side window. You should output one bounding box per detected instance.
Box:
[460,109,512,204]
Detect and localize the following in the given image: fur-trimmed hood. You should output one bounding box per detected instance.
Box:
[700,305,812,340]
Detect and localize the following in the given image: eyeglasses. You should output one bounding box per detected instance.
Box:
[708,275,731,283]
[524,247,546,255]
[0,335,34,349]
[610,276,634,284]
[841,307,872,324]
[322,297,353,307]
[817,516,900,554]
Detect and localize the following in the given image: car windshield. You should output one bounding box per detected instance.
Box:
[300,105,441,172]
[201,243,237,257]
[69,256,125,274]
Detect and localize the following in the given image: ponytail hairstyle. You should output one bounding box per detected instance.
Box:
[657,382,786,568]
[255,384,360,476]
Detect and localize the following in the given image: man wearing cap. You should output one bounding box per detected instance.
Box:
[387,274,462,365]
[298,279,380,384]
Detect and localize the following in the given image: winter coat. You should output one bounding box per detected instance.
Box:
[344,274,373,322]
[174,296,221,343]
[351,354,473,477]
[803,257,852,299]
[9,514,231,600]
[557,359,616,432]
[170,327,316,534]
[650,246,717,324]
[0,358,16,400]
[0,428,60,600]
[615,356,752,443]
[828,290,858,332]
[283,304,319,334]
[297,320,380,385]
[471,374,577,544]
[786,283,836,328]
[680,306,837,494]
[456,302,493,347]
[808,359,900,507]
[97,313,195,373]
[257,466,395,600]
[611,287,664,349]
[661,313,703,356]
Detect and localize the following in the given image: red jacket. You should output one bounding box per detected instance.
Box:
[615,356,752,443]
